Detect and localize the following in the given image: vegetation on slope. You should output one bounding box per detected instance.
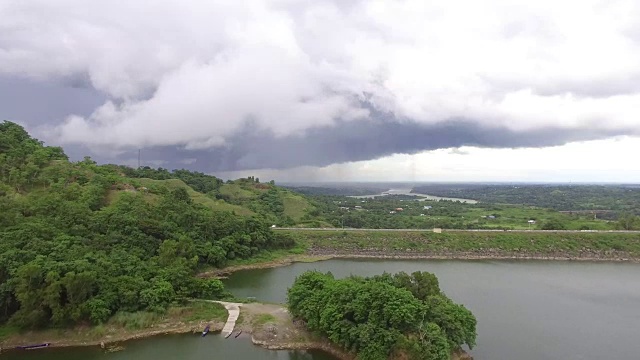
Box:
[123,166,317,226]
[0,121,296,329]
[288,270,476,360]
[285,230,640,258]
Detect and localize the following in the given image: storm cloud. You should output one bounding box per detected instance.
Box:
[97,115,636,172]
[2,0,640,172]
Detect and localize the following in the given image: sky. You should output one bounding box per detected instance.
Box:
[1,0,640,182]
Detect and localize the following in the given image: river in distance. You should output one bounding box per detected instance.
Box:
[6,259,640,360]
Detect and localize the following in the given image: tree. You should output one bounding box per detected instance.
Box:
[616,213,640,230]
[541,218,567,230]
[140,279,176,313]
[287,271,477,360]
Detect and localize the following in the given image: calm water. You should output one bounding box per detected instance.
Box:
[224,259,640,360]
[8,260,640,360]
[2,333,334,360]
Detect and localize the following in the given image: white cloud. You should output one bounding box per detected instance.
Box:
[220,136,640,183]
[2,0,640,164]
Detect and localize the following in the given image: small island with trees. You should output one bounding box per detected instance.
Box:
[288,270,476,360]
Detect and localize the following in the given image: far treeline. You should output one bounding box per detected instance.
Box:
[411,184,640,214]
[288,270,476,360]
[288,184,640,230]
[0,121,296,328]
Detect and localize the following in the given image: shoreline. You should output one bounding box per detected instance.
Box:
[202,250,639,278]
[0,323,224,352]
[305,251,639,262]
[0,300,472,360]
[252,336,354,360]
[4,250,637,356]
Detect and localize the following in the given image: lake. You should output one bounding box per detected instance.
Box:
[7,259,640,360]
[224,259,640,360]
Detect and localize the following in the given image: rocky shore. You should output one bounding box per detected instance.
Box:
[306,248,639,262]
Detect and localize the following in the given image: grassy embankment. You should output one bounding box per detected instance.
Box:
[285,229,640,260]
[203,229,640,278]
[0,302,228,348]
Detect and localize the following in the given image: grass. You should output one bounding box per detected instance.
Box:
[123,178,254,216]
[108,178,322,222]
[282,193,313,221]
[88,324,107,338]
[0,302,230,348]
[422,204,615,230]
[109,311,161,330]
[224,244,310,267]
[0,325,20,340]
[284,229,640,257]
[218,183,257,200]
[107,302,226,331]
[252,314,276,326]
[176,302,228,322]
[236,312,245,325]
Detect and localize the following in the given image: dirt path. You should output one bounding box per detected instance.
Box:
[212,301,242,337]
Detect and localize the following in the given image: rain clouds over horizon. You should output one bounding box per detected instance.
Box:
[2,0,640,175]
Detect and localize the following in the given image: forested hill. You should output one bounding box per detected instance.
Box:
[0,121,307,329]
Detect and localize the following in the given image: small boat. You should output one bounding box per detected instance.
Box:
[18,343,50,350]
[224,332,232,339]
[202,325,210,337]
[234,330,242,338]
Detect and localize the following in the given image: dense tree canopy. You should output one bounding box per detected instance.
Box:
[287,271,476,360]
[0,121,294,328]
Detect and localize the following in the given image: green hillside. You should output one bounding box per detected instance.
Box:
[0,121,305,329]
[117,166,319,226]
[216,178,316,224]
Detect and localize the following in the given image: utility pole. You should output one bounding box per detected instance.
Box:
[138,149,141,168]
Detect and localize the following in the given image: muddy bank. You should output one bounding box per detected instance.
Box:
[200,249,638,281]
[252,336,354,360]
[199,255,332,278]
[245,302,353,360]
[204,247,638,280]
[0,320,224,351]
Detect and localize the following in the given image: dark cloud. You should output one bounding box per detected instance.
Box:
[3,0,640,179]
[0,75,106,127]
[77,112,635,173]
